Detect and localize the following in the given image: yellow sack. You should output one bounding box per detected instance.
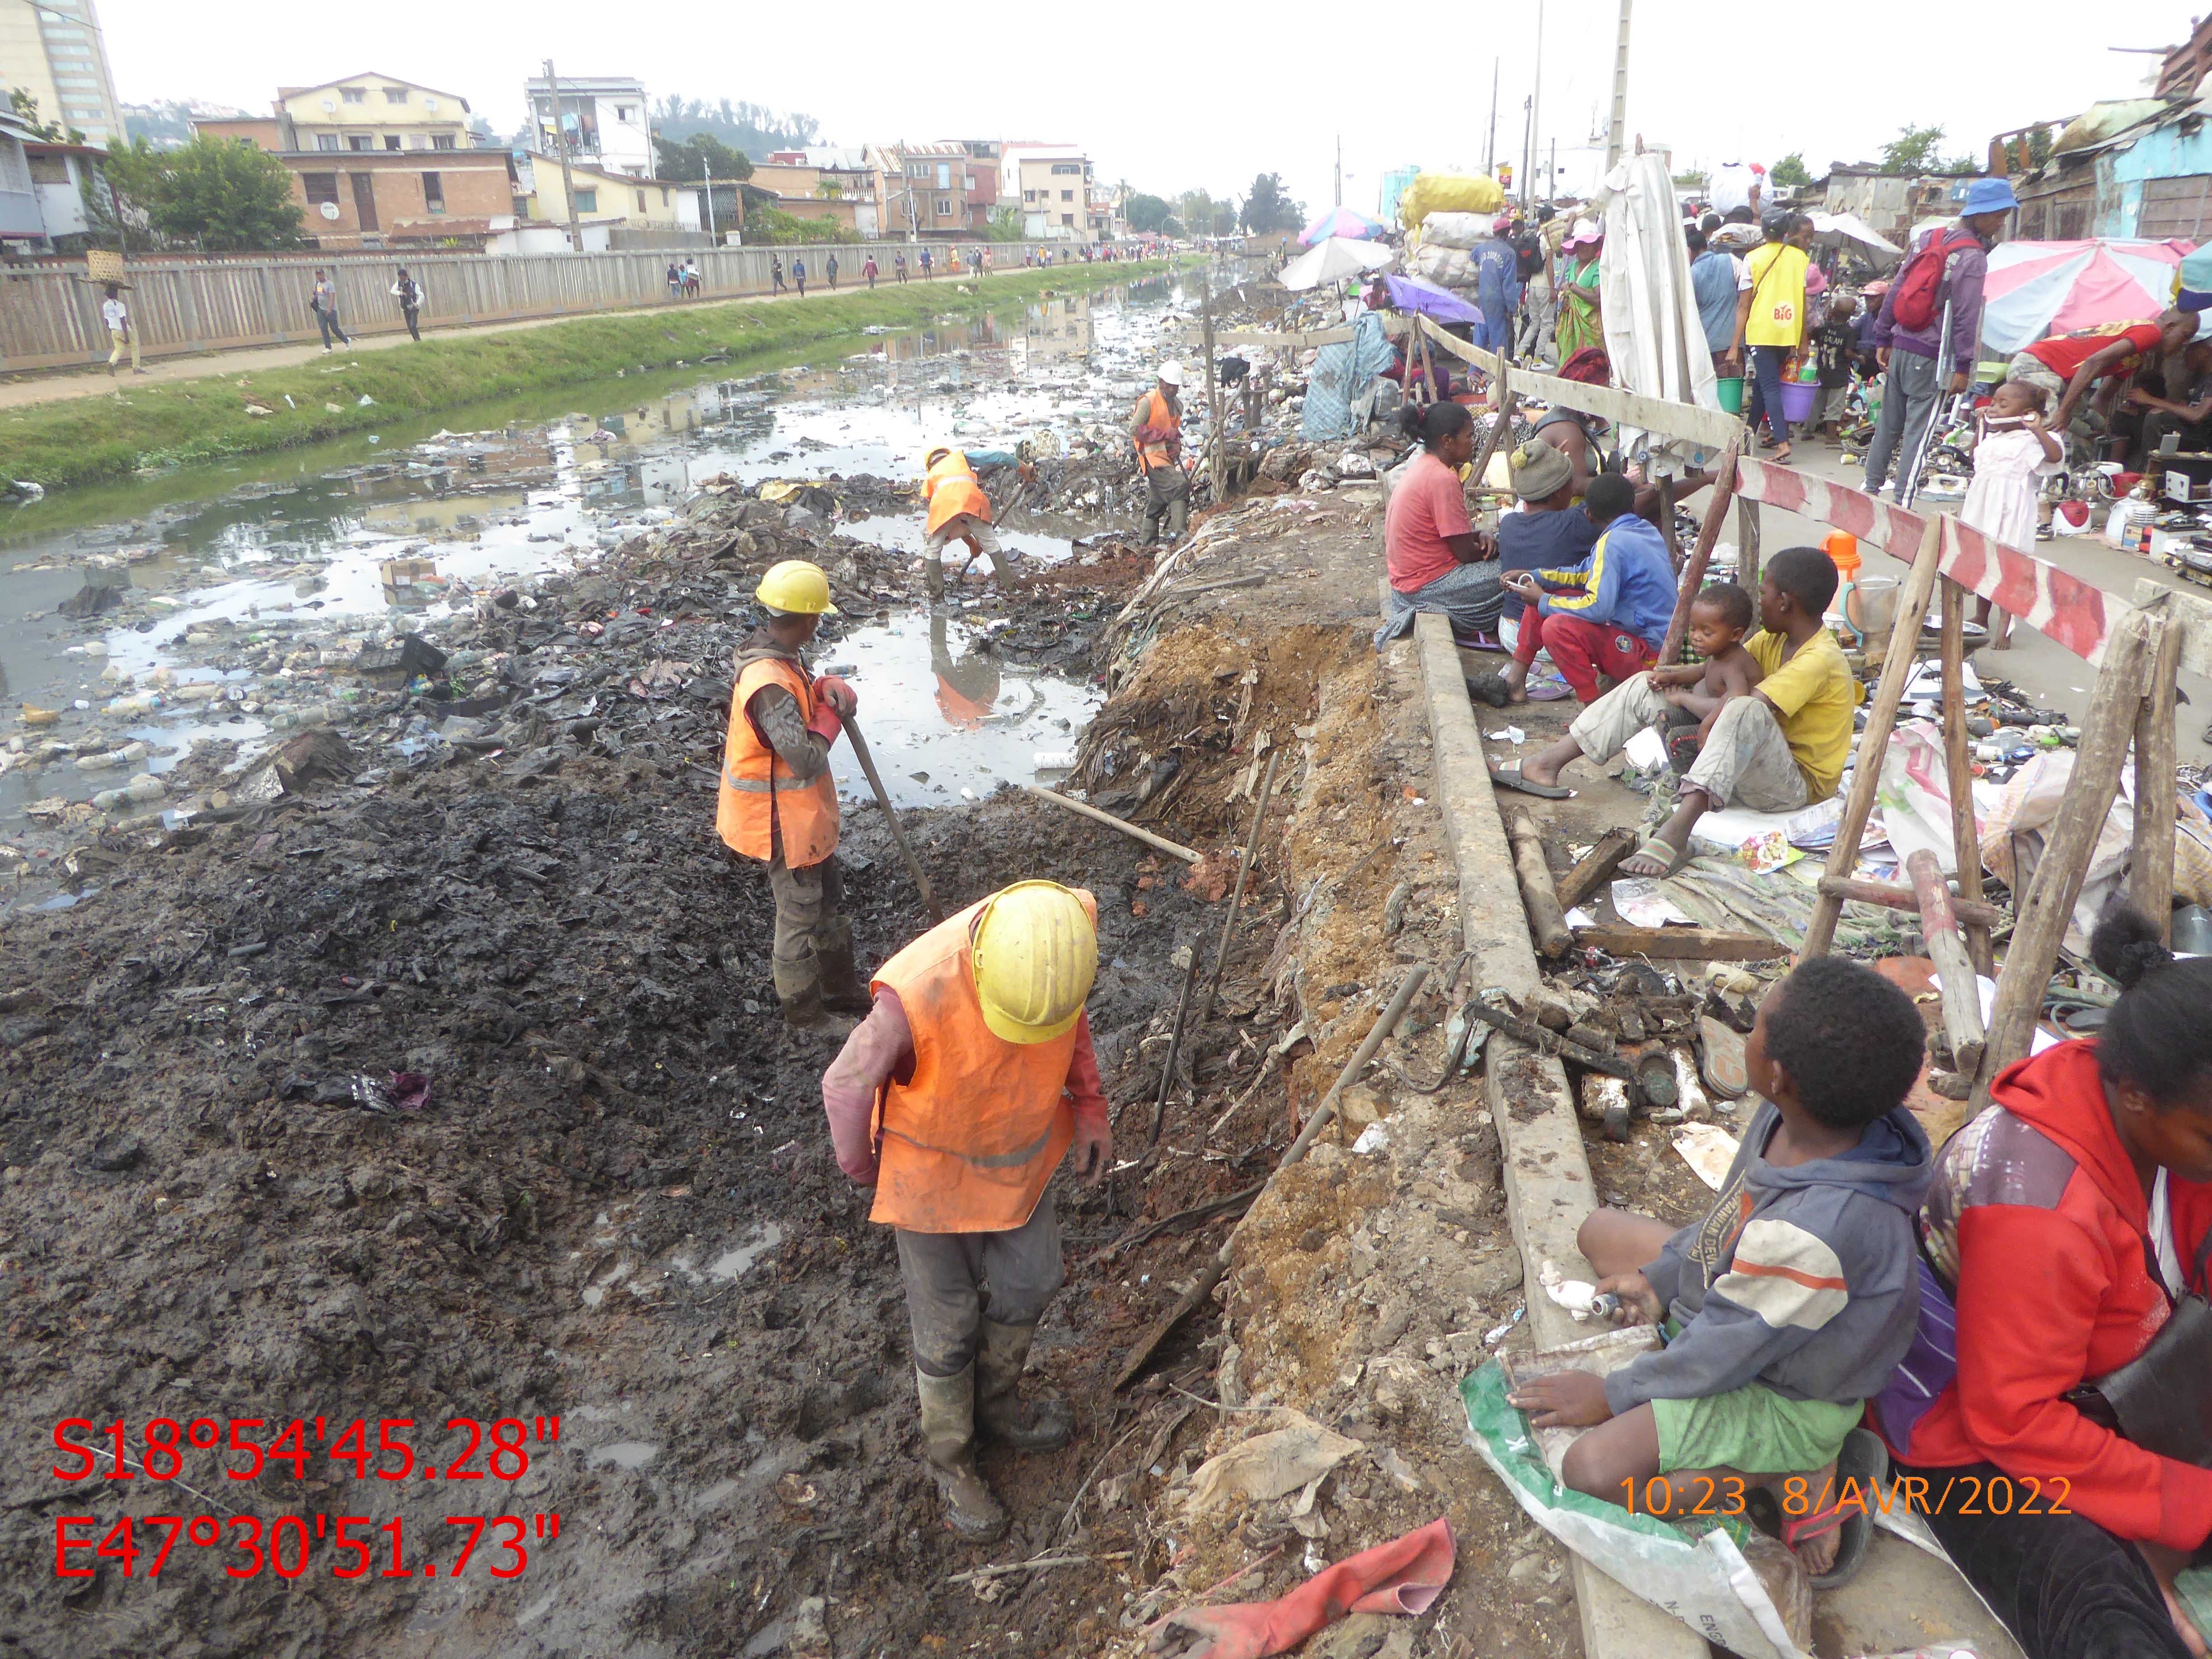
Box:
[1398,173,1506,230]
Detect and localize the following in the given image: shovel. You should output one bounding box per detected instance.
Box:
[840,712,945,924]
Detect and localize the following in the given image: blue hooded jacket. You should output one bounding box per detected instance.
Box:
[1532,512,1678,652]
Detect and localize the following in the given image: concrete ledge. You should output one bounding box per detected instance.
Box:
[1411,612,1706,1659]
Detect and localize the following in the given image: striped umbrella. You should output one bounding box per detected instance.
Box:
[1978,238,2194,356]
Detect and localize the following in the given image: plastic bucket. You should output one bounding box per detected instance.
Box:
[1714,377,1744,413]
[1846,575,1899,637]
[1780,379,1819,425]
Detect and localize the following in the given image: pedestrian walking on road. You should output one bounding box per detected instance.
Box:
[390,267,424,342]
[921,247,933,279]
[793,257,807,297]
[772,255,787,295]
[683,260,701,298]
[99,282,144,375]
[715,559,867,1033]
[827,253,839,289]
[667,261,683,301]
[863,255,878,289]
[895,252,908,283]
[310,269,351,351]
[820,880,1110,1542]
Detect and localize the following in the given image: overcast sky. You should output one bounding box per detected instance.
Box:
[98,0,2198,216]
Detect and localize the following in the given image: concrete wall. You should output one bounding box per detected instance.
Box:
[0,239,1037,370]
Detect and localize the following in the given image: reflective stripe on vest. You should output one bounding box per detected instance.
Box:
[1132,389,1180,472]
[866,889,1099,1234]
[715,656,839,866]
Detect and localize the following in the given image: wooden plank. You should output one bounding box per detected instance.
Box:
[1506,809,1573,958]
[1977,610,2155,1092]
[1815,875,2003,930]
[2132,596,2185,945]
[2133,578,2212,682]
[1736,493,1762,594]
[1803,516,1947,957]
[1416,316,1743,450]
[1908,847,1987,1074]
[1570,924,1789,961]
[1657,443,1742,665]
[1940,578,1996,978]
[1554,827,1638,912]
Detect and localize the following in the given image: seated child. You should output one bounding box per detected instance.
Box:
[1508,956,1933,1586]
[1646,581,1764,772]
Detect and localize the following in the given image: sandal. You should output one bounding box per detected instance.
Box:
[1526,677,1573,702]
[1617,834,1690,879]
[1778,1428,1887,1591]
[1488,764,1572,799]
[1697,1016,1749,1098]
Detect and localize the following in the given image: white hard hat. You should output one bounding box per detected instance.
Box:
[1156,360,1185,386]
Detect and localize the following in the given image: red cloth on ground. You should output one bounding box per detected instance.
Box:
[1148,1518,1455,1659]
[1512,611,1657,703]
[1892,1040,2212,1552]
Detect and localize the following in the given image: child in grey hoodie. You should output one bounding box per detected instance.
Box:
[1510,956,1933,1587]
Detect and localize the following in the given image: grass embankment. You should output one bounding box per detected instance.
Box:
[0,260,1172,494]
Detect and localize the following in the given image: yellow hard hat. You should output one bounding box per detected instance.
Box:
[923,445,953,469]
[755,559,839,616]
[971,881,1097,1044]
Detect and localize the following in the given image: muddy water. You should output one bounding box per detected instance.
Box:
[0,270,1228,842]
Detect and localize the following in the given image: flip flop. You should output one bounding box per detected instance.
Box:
[1526,678,1573,702]
[1488,764,1572,799]
[1466,673,1513,708]
[1780,1428,1888,1590]
[1618,835,1690,879]
[1697,1016,1748,1098]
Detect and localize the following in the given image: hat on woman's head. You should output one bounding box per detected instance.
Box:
[1509,441,1573,501]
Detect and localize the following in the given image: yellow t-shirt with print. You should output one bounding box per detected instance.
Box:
[1743,244,1809,349]
[1746,626,1853,800]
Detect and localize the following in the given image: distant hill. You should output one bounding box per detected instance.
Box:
[123,99,250,148]
[650,97,823,160]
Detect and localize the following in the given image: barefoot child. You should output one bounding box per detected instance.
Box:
[1647,582,1764,772]
[1962,380,2062,647]
[1509,957,1933,1588]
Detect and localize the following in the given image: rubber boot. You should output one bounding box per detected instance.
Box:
[773,951,857,1038]
[925,554,946,601]
[974,1319,1073,1451]
[915,1365,1008,1542]
[815,917,872,1014]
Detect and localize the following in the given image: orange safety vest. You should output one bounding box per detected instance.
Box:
[867,890,1097,1233]
[923,450,992,534]
[716,656,840,867]
[1131,389,1180,472]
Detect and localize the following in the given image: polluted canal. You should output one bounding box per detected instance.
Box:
[0,264,1415,1659]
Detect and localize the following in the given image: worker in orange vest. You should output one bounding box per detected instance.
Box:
[716,559,867,1033]
[920,444,1002,601]
[820,881,1112,1541]
[1130,359,1190,546]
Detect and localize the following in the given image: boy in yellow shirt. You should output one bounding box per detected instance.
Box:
[1514,547,1852,878]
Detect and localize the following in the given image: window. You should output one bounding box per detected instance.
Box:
[636,189,646,211]
[341,88,366,104]
[421,171,444,211]
[384,135,402,150]
[383,87,408,103]
[432,134,455,150]
[1062,212,1074,227]
[617,105,635,122]
[2141,176,2212,241]
[936,162,951,188]
[303,172,340,206]
[1051,161,1082,175]
[936,197,951,217]
[317,134,340,151]
[1023,189,1035,202]
[1061,189,1073,202]
[574,188,597,212]
[347,136,373,151]
[659,187,668,204]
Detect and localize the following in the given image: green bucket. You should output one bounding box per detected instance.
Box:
[1715,376,1744,414]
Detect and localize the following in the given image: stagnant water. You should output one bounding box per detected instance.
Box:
[0,270,1241,862]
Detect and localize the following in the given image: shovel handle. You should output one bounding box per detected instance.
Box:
[840,712,945,924]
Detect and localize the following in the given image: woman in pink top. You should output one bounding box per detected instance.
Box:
[1375,402,1500,647]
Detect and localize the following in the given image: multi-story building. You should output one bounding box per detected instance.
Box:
[884,142,976,239]
[1002,144,1094,241]
[0,0,123,146]
[951,139,1002,232]
[522,75,652,178]
[514,152,699,238]
[199,73,479,156]
[752,148,882,237]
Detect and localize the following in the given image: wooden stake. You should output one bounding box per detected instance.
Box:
[1196,745,1283,1031]
[1506,809,1573,958]
[1908,847,1986,1075]
[1020,785,1202,862]
[1656,442,1742,666]
[2131,594,2185,946]
[1802,515,1946,958]
[1201,274,1224,507]
[1734,494,1761,595]
[1554,826,1638,913]
[1938,578,1995,977]
[1976,609,2156,1090]
[1815,873,2002,930]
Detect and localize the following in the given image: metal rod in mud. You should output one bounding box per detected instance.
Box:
[1149,939,1204,1144]
[1279,964,1429,1167]
[841,712,945,924]
[1018,784,1202,862]
[1196,745,1283,1032]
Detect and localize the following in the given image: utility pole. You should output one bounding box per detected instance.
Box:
[1334,134,1342,207]
[1486,61,1500,175]
[703,157,716,243]
[543,58,583,253]
[1605,0,1632,170]
[1520,98,1533,209]
[1529,0,1545,206]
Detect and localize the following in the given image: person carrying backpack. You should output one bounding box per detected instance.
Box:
[1864,177,2016,499]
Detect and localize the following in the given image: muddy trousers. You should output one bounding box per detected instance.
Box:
[1568,675,1811,814]
[923,514,1003,599]
[767,851,847,1000]
[1143,465,1190,545]
[895,1199,1064,1377]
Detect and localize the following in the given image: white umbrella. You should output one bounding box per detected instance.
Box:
[1277,236,1395,291]
[1808,211,1901,259]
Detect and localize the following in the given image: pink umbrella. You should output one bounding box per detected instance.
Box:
[1980,238,2194,354]
[1299,206,1385,246]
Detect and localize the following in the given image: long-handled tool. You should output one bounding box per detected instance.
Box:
[840,712,944,924]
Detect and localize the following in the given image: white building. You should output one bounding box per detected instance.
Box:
[523,75,653,178]
[0,0,122,146]
[1002,143,1094,240]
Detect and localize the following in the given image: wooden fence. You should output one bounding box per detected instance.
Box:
[0,240,1124,372]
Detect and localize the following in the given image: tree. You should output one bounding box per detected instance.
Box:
[1178,189,1215,237]
[1673,169,1708,189]
[651,96,820,161]
[1241,172,1302,234]
[10,87,76,143]
[652,132,752,184]
[1876,125,1972,176]
[1124,192,1174,234]
[986,205,1024,242]
[1771,153,1813,188]
[101,136,302,251]
[1160,215,1186,239]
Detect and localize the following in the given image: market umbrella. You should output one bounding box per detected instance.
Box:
[1299,205,1385,246]
[1980,238,2194,354]
[1807,211,1900,258]
[1277,236,1395,291]
[1380,274,1482,324]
